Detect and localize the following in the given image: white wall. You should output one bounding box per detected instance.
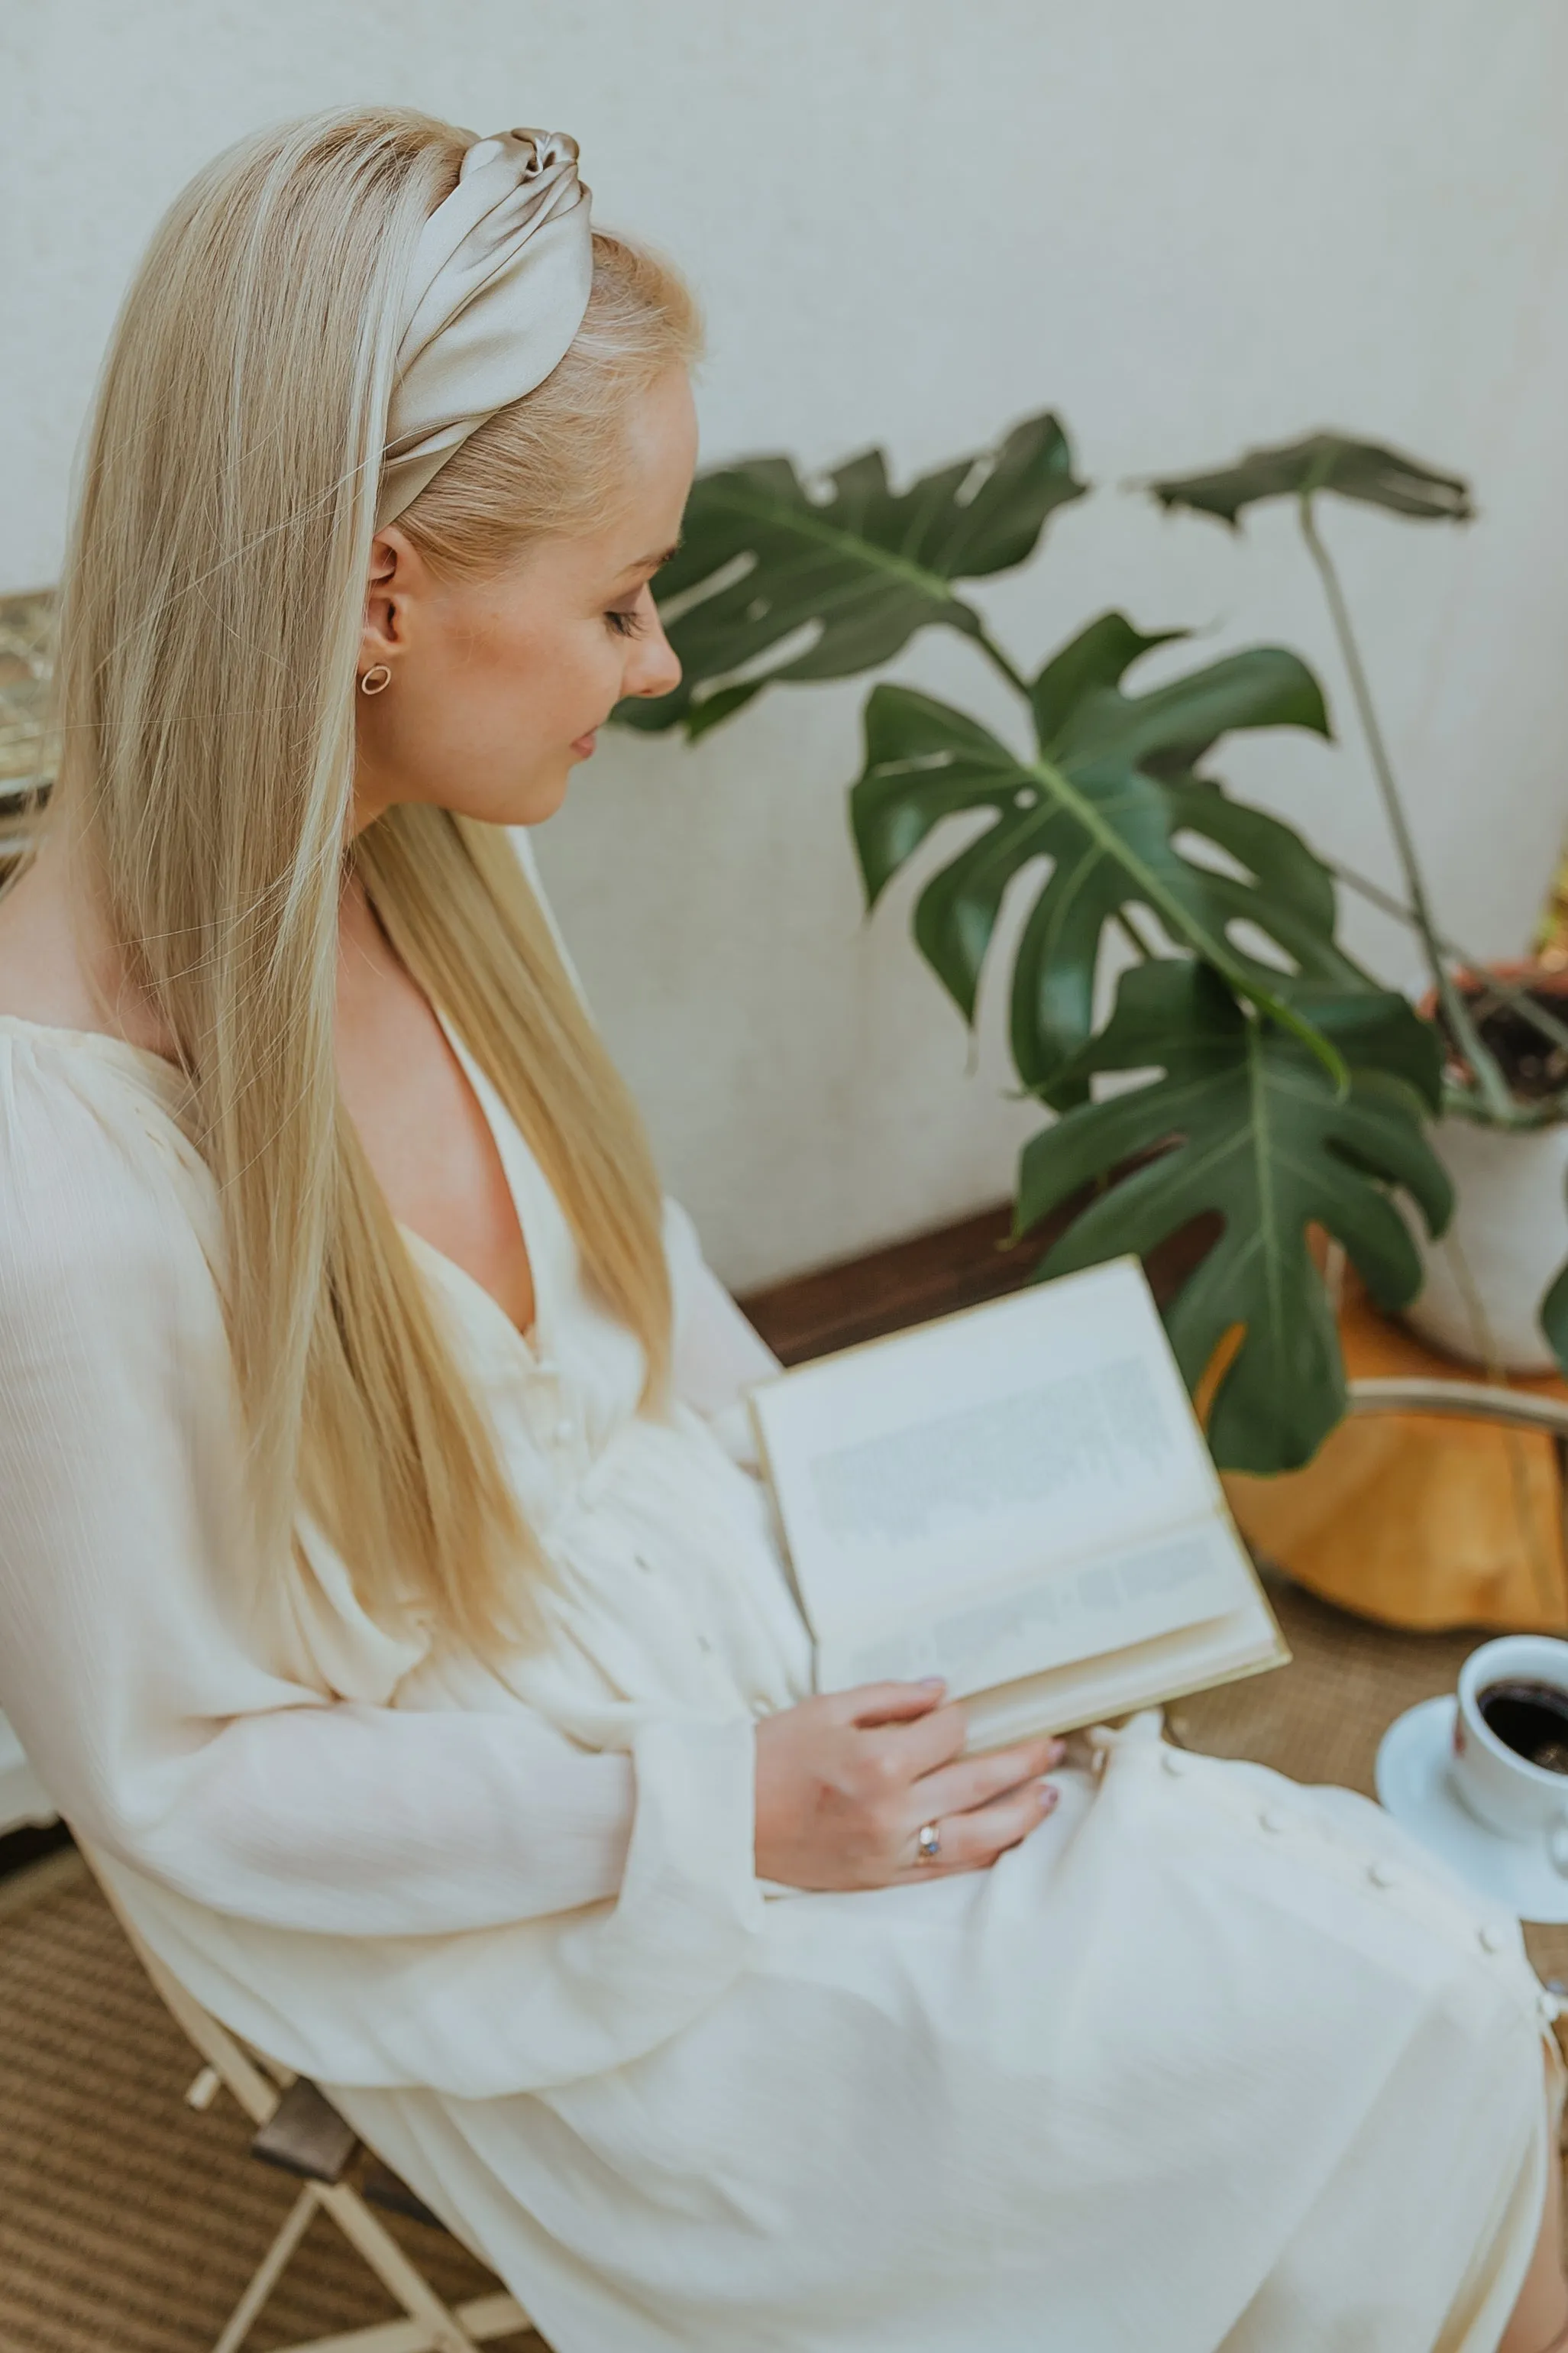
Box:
[5,0,1568,1287]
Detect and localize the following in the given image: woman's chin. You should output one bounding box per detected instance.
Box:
[448,764,574,830]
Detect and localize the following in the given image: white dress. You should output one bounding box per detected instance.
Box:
[0,1004,1560,2353]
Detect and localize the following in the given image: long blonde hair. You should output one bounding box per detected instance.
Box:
[51,108,700,1654]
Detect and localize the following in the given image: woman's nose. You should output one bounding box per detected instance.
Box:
[626,606,682,701]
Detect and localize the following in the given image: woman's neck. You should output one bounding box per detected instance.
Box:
[0,828,381,1065]
[0,830,169,1050]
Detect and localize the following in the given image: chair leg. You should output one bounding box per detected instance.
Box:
[211,2175,533,2353]
[274,2297,533,2353]
[212,2183,322,2353]
[313,2181,493,2353]
[85,1859,537,2351]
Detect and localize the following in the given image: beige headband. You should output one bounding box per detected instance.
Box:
[376,127,593,529]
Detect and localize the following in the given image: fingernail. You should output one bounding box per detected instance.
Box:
[917,1676,946,1693]
[1036,1780,1060,1813]
[1045,1738,1067,1764]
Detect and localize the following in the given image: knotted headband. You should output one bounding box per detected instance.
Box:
[377,127,593,528]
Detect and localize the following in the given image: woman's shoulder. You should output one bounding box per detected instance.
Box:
[0,1009,209,1307]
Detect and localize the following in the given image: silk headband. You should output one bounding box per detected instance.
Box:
[376,127,593,529]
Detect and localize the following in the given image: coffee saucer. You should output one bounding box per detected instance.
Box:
[1375,1694,1568,1925]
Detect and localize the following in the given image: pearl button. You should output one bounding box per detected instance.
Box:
[554,1418,574,1442]
[533,1357,560,1377]
[1479,1924,1508,1953]
[1367,1862,1397,1890]
[1161,1751,1190,1777]
[1259,1808,1287,1834]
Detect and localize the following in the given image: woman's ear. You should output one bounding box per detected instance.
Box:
[359,526,425,672]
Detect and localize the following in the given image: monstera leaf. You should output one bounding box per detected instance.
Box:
[850,613,1361,1102]
[615,411,1086,739]
[1014,961,1451,1472]
[1149,432,1472,526]
[1541,1251,1568,1375]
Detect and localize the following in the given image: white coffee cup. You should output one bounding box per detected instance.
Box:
[1451,1634,1568,1872]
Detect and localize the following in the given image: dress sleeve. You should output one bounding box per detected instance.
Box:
[0,1041,671,1940]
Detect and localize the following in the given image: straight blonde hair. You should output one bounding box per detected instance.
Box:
[50,108,700,1655]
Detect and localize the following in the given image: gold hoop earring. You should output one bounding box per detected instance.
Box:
[359,664,393,697]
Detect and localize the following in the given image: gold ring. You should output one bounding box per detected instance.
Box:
[915,1821,942,1865]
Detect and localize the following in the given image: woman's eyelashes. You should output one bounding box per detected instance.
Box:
[603,606,647,639]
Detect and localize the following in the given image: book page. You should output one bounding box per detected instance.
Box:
[815,1511,1246,1696]
[809,1353,1180,1548]
[955,1584,1288,1751]
[752,1259,1230,1671]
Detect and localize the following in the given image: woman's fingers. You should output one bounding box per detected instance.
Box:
[912,1736,1065,1825]
[836,1678,949,1728]
[893,1779,1056,1881]
[877,1697,972,1781]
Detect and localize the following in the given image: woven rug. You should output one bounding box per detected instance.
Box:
[0,1867,535,2353]
[3,1576,1565,2353]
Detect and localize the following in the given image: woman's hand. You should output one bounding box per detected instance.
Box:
[753,1679,1065,1892]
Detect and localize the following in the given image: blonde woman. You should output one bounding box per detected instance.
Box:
[0,108,1562,2353]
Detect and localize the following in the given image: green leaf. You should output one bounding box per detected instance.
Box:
[613,413,1087,737]
[1542,1251,1568,1376]
[1279,986,1445,1113]
[1043,643,1331,772]
[1148,431,1473,528]
[1027,613,1187,746]
[1014,962,1453,1472]
[849,618,1350,1096]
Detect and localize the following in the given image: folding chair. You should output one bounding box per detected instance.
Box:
[86,1859,538,2353]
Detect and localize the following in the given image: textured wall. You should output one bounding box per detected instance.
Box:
[4,0,1567,1284]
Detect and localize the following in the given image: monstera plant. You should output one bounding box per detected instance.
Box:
[614,414,1554,1474]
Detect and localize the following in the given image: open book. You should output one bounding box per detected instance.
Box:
[748,1255,1287,1749]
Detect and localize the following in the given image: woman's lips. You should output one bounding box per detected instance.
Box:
[569,729,599,760]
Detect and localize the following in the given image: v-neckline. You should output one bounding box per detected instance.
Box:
[0,1006,551,1361]
[398,1016,551,1363]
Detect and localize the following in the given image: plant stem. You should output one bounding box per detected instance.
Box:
[972,625,1033,701]
[1296,492,1515,1123]
[1330,856,1568,1060]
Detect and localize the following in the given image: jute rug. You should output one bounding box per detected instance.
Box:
[3,1577,1565,2353]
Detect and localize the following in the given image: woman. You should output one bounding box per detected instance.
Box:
[0,108,1562,2353]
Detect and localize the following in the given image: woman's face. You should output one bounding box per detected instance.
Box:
[353,365,696,832]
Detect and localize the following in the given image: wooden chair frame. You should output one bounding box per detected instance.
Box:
[87,1866,535,2353]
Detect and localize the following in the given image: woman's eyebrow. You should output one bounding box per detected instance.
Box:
[619,540,681,578]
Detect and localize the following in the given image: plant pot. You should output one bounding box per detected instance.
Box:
[1403,1115,1568,1372]
[1402,963,1568,1374]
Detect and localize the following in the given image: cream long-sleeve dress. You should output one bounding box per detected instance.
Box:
[0,990,1561,2353]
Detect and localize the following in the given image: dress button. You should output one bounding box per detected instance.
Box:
[1161,1751,1190,1777]
[1367,1862,1397,1890]
[554,1419,574,1442]
[697,1634,715,1656]
[1259,1808,1287,1834]
[1479,1924,1508,1953]
[533,1357,560,1377]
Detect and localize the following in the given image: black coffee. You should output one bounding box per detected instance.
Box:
[1478,1678,1568,1775]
